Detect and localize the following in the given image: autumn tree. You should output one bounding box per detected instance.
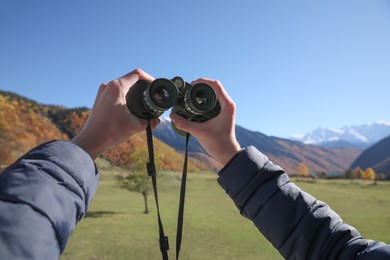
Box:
[351,167,364,179]
[296,162,310,180]
[117,172,152,214]
[116,145,156,214]
[346,168,359,184]
[362,167,377,185]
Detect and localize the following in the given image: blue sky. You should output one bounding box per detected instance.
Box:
[1,0,389,138]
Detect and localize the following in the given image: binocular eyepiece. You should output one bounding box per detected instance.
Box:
[126,76,220,123]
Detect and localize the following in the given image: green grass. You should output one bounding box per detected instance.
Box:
[62,169,390,260]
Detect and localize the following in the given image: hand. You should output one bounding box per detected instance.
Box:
[72,68,160,160]
[170,78,241,166]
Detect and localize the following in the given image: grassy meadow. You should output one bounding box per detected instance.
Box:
[62,161,390,260]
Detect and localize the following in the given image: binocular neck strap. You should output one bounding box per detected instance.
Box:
[146,120,169,260]
[145,120,191,260]
[176,132,190,260]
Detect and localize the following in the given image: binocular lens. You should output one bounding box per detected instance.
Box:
[194,90,209,106]
[153,86,171,104]
[187,83,217,114]
[146,79,179,110]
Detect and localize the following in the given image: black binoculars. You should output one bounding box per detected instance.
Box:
[126,77,220,122]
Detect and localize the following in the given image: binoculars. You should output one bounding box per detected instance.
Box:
[126,77,220,123]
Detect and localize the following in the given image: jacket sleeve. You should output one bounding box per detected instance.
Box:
[217,146,390,260]
[0,140,99,259]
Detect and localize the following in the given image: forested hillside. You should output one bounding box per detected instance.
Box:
[0,91,67,166]
[351,135,390,175]
[0,90,214,172]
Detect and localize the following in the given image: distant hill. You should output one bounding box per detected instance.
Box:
[0,90,67,165]
[350,135,390,175]
[153,117,206,153]
[0,90,364,174]
[0,90,213,172]
[291,122,390,149]
[236,126,361,174]
[154,118,362,174]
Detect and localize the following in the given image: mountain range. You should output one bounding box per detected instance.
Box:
[153,118,361,174]
[1,90,389,176]
[291,122,390,149]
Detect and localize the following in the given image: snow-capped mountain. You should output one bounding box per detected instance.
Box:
[291,121,390,149]
[153,117,361,173]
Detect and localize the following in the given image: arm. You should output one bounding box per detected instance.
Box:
[0,141,98,259]
[0,68,159,259]
[218,146,390,259]
[170,79,390,259]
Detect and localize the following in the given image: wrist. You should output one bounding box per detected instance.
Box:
[71,132,104,160]
[216,141,241,166]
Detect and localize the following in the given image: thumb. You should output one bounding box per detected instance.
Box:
[169,113,201,136]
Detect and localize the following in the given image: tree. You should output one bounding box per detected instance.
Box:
[352,167,364,179]
[296,162,310,180]
[117,172,152,214]
[297,163,310,181]
[116,145,155,214]
[362,167,377,185]
[346,168,359,184]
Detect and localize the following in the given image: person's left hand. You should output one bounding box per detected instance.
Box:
[72,68,160,160]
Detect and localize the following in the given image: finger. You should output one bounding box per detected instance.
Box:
[118,68,155,94]
[150,118,161,130]
[190,78,232,109]
[170,113,202,136]
[135,68,155,82]
[89,82,109,111]
[98,82,109,95]
[94,82,109,104]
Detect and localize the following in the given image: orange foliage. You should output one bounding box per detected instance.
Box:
[0,91,214,172]
[102,133,211,172]
[0,93,66,164]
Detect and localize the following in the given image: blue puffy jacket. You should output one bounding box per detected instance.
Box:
[218,146,390,259]
[1,142,389,259]
[0,141,99,259]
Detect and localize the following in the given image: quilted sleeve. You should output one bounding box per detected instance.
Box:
[0,140,99,259]
[218,146,390,259]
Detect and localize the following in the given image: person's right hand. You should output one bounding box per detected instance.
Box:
[170,78,241,167]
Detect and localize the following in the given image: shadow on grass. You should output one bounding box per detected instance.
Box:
[85,210,148,218]
[85,211,117,218]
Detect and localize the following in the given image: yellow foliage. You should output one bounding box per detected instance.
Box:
[296,162,310,177]
[0,91,66,164]
[362,168,376,180]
